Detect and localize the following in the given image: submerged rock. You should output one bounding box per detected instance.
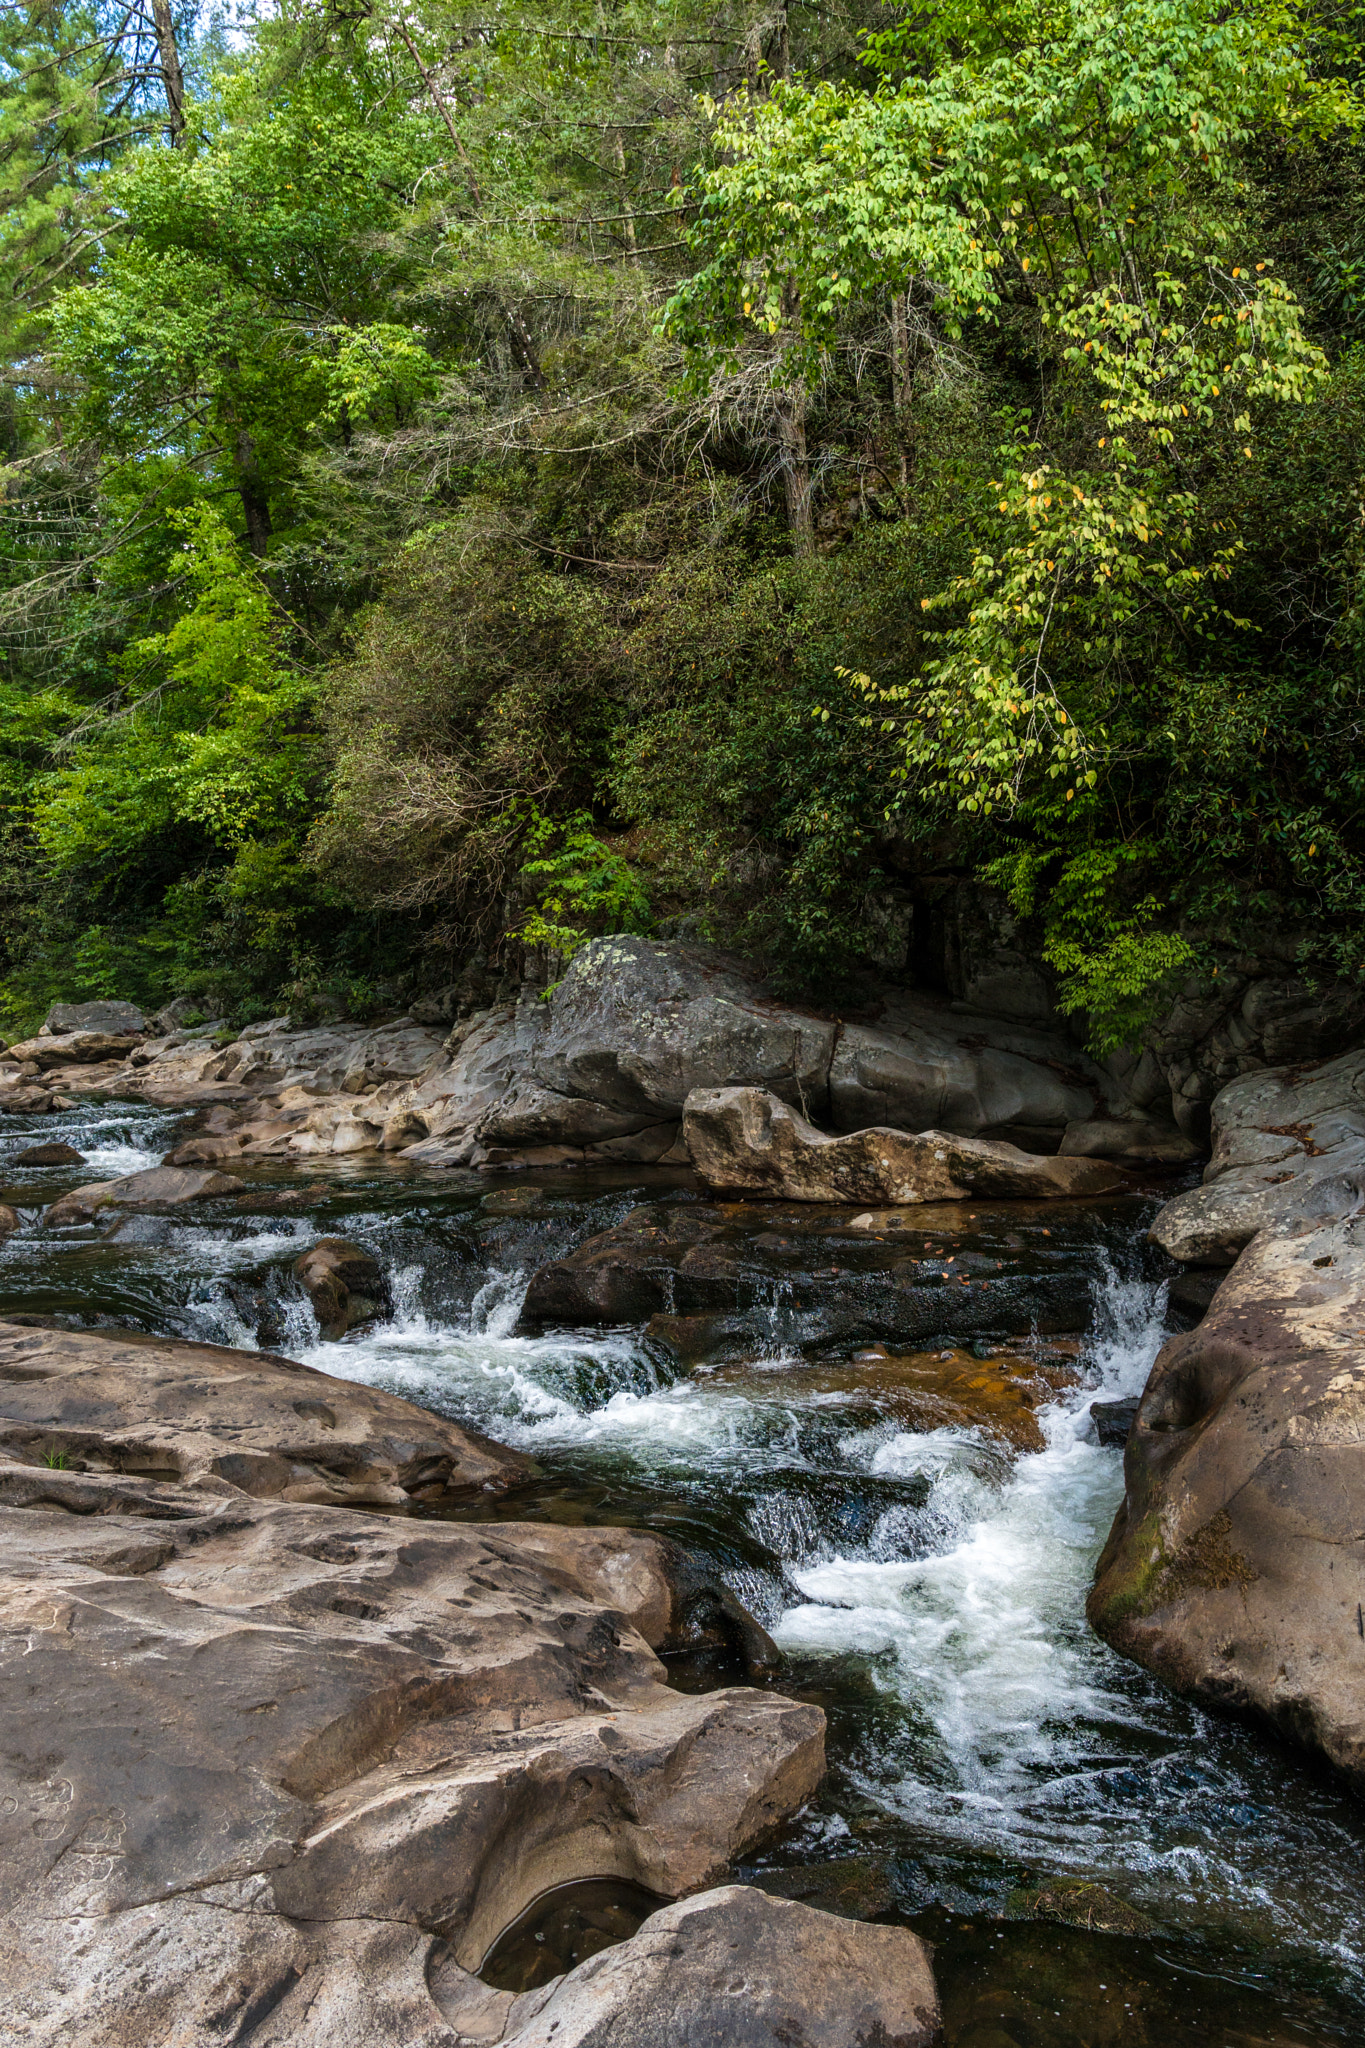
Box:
[522,1198,1101,1346]
[1089,1210,1365,1790]
[682,1086,1130,1205]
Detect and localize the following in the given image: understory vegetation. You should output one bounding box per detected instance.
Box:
[1,0,1363,1042]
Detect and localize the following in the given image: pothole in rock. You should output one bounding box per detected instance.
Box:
[479,1878,671,1993]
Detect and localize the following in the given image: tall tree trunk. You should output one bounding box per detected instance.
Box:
[150,0,185,143]
[777,384,813,557]
[773,0,790,81]
[612,130,638,263]
[890,292,914,492]
[236,428,272,557]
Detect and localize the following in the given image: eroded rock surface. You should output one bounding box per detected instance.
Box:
[1150,1047,1365,1264]
[683,1086,1130,1206]
[0,1321,529,1505]
[1089,1211,1365,1788]
[0,1465,826,2045]
[431,1885,938,2048]
[43,1163,246,1225]
[294,1236,388,1340]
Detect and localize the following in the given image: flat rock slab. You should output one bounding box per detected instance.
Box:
[1089,1211,1365,1788]
[1150,1046,1365,1263]
[521,1197,1109,1347]
[44,1163,247,1224]
[683,1086,1129,1205]
[436,1885,938,2048]
[0,1473,825,2045]
[0,1321,531,1504]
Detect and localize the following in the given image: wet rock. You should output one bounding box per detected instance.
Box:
[434,1886,937,2048]
[683,1086,1130,1205]
[1007,1877,1153,1935]
[522,1200,1099,1347]
[1090,1396,1139,1447]
[43,1163,246,1225]
[41,997,145,1035]
[235,1182,332,1214]
[12,1141,86,1166]
[294,1236,388,1338]
[753,1856,897,1922]
[0,1320,530,1503]
[0,1484,825,2044]
[1149,1047,1365,1265]
[0,1204,18,1235]
[1088,1211,1365,1789]
[1060,1117,1203,1164]
[1168,1268,1224,1322]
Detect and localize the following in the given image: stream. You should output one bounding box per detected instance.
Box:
[6,1095,1365,2046]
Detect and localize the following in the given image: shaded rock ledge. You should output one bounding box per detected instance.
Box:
[1150,1045,1365,1264]
[0,1323,927,2044]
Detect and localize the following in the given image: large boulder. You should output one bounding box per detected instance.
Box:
[8,1030,147,1068]
[294,1236,388,1339]
[1149,1047,1365,1265]
[1088,1211,1365,1789]
[41,998,145,1036]
[0,1471,826,2045]
[682,1086,1129,1205]
[436,1885,938,2048]
[0,1321,529,1505]
[530,937,837,1120]
[828,989,1124,1145]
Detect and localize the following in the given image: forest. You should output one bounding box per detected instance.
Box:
[1,0,1363,1047]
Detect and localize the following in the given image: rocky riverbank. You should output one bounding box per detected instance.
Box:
[0,941,1202,1190]
[1090,1043,1365,1792]
[0,1318,940,2046]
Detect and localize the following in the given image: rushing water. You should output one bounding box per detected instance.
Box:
[4,1096,1365,2045]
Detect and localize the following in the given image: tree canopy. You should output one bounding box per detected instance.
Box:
[0,0,1362,1041]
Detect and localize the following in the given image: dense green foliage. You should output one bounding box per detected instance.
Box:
[1,0,1362,1039]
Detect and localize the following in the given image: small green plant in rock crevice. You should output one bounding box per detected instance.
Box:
[509,808,652,985]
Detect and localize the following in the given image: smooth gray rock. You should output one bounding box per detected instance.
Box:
[829,990,1119,1142]
[683,1087,1130,1205]
[1149,1048,1365,1263]
[44,1164,246,1224]
[531,937,837,1120]
[1060,1118,1202,1164]
[434,1885,938,2048]
[41,998,145,1036]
